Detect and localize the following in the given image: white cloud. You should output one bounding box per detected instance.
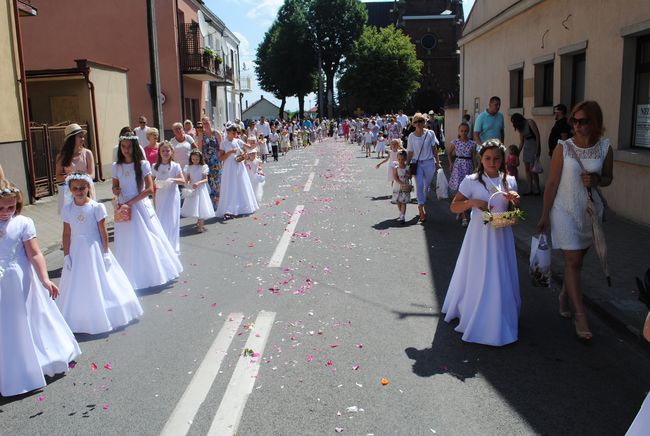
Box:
[245,0,282,24]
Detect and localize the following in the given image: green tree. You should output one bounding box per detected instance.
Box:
[255,23,291,118]
[275,0,318,119]
[338,25,422,114]
[308,0,367,118]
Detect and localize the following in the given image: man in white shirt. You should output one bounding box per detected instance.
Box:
[396,110,408,130]
[170,121,196,169]
[257,116,272,140]
[134,116,149,147]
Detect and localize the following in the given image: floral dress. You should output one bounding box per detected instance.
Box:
[449,139,476,191]
[201,133,222,209]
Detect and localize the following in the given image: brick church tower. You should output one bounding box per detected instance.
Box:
[393,0,464,113]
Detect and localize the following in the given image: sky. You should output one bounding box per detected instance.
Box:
[207,0,476,112]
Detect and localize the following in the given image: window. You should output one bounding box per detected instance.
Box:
[633,35,650,149]
[534,57,554,108]
[509,68,523,109]
[559,42,587,110]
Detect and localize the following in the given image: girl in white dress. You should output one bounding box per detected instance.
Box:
[112,135,183,289]
[376,139,402,184]
[390,149,412,222]
[215,124,260,219]
[181,149,215,232]
[257,134,269,163]
[0,180,80,396]
[244,145,266,204]
[152,141,184,253]
[57,173,143,334]
[442,139,521,346]
[375,133,386,159]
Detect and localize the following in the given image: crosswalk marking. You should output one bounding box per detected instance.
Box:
[160,313,243,436]
[268,205,305,268]
[207,311,276,435]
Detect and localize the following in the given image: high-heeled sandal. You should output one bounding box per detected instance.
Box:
[574,313,593,342]
[558,289,571,319]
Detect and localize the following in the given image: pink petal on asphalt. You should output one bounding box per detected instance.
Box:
[211,303,217,308]
[326,360,333,366]
[90,362,98,370]
[37,395,45,402]
[352,365,360,370]
[355,343,364,349]
[103,404,110,411]
[104,363,113,370]
[307,355,314,363]
[335,427,344,433]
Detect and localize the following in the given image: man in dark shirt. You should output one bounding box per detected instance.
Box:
[548,104,572,156]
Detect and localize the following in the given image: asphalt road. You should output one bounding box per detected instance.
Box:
[2,138,649,436]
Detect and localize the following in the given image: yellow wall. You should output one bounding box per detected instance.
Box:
[460,0,650,225]
[88,65,130,176]
[0,0,25,143]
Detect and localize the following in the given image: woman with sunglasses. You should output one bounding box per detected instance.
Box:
[537,100,613,342]
[406,113,441,223]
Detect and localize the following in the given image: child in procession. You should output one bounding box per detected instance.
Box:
[280,129,290,155]
[376,133,386,159]
[0,179,80,396]
[441,139,521,346]
[180,149,215,233]
[376,138,402,187]
[152,141,184,253]
[244,141,266,204]
[363,127,374,158]
[447,122,477,227]
[506,144,520,179]
[391,149,412,223]
[57,173,143,334]
[112,134,182,289]
[257,134,269,163]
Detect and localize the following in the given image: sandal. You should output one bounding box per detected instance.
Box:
[574,313,593,342]
[461,218,469,227]
[558,289,571,319]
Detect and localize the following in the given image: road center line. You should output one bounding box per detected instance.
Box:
[268,205,304,268]
[314,158,320,166]
[303,172,315,192]
[159,313,243,436]
[207,311,277,436]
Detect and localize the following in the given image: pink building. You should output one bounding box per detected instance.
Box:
[20,0,241,178]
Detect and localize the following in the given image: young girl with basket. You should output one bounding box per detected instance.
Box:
[0,180,80,396]
[112,134,182,289]
[57,173,143,334]
[391,149,412,222]
[152,141,184,253]
[181,149,215,233]
[441,139,521,346]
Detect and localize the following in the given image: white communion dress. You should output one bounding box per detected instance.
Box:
[441,174,521,346]
[181,164,216,220]
[112,161,183,289]
[57,200,143,334]
[245,158,265,203]
[215,138,259,218]
[152,161,182,253]
[0,215,80,396]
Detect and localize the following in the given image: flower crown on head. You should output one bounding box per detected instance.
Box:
[476,139,507,154]
[0,187,20,197]
[119,135,138,141]
[65,172,94,186]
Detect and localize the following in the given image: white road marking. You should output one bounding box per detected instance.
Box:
[160,314,243,436]
[207,311,277,436]
[303,172,315,192]
[314,158,320,166]
[268,205,305,268]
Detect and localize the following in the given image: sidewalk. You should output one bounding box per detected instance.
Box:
[22,180,115,256]
[512,193,650,342]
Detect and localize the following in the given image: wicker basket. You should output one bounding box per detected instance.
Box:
[235,153,247,162]
[400,183,413,193]
[484,191,518,228]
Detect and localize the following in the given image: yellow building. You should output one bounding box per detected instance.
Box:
[1,0,37,196]
[456,0,650,225]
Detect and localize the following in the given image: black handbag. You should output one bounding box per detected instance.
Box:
[409,131,429,175]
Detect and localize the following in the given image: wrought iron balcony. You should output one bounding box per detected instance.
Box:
[179,23,234,85]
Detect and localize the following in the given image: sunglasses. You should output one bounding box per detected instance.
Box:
[570,117,591,126]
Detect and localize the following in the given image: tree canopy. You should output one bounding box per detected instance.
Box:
[338,25,423,114]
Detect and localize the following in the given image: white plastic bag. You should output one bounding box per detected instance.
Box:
[436,168,449,199]
[529,234,551,287]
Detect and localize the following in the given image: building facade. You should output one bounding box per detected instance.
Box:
[458,0,650,225]
[242,96,289,122]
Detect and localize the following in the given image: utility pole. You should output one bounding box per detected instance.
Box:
[146,0,164,130]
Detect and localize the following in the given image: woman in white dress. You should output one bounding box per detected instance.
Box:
[152,142,184,252]
[0,179,80,396]
[538,101,614,341]
[181,149,215,232]
[215,123,259,219]
[112,134,183,289]
[55,123,96,215]
[442,139,521,346]
[57,173,143,334]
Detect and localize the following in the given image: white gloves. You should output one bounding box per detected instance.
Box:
[64,255,72,271]
[103,253,112,271]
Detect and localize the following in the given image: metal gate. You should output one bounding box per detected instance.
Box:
[29,121,91,199]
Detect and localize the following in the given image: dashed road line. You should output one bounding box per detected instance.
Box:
[314,158,320,166]
[160,314,243,436]
[303,172,315,192]
[268,205,305,268]
[207,311,277,435]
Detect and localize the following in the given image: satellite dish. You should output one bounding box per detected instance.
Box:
[198,11,208,37]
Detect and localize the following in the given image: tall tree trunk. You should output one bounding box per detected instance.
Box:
[279,96,287,120]
[297,94,305,120]
[326,71,335,119]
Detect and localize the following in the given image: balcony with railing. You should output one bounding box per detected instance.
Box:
[179,23,234,85]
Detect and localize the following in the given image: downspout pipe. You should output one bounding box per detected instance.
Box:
[12,0,37,201]
[76,61,104,181]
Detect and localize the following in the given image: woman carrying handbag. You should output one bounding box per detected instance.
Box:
[406,113,441,223]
